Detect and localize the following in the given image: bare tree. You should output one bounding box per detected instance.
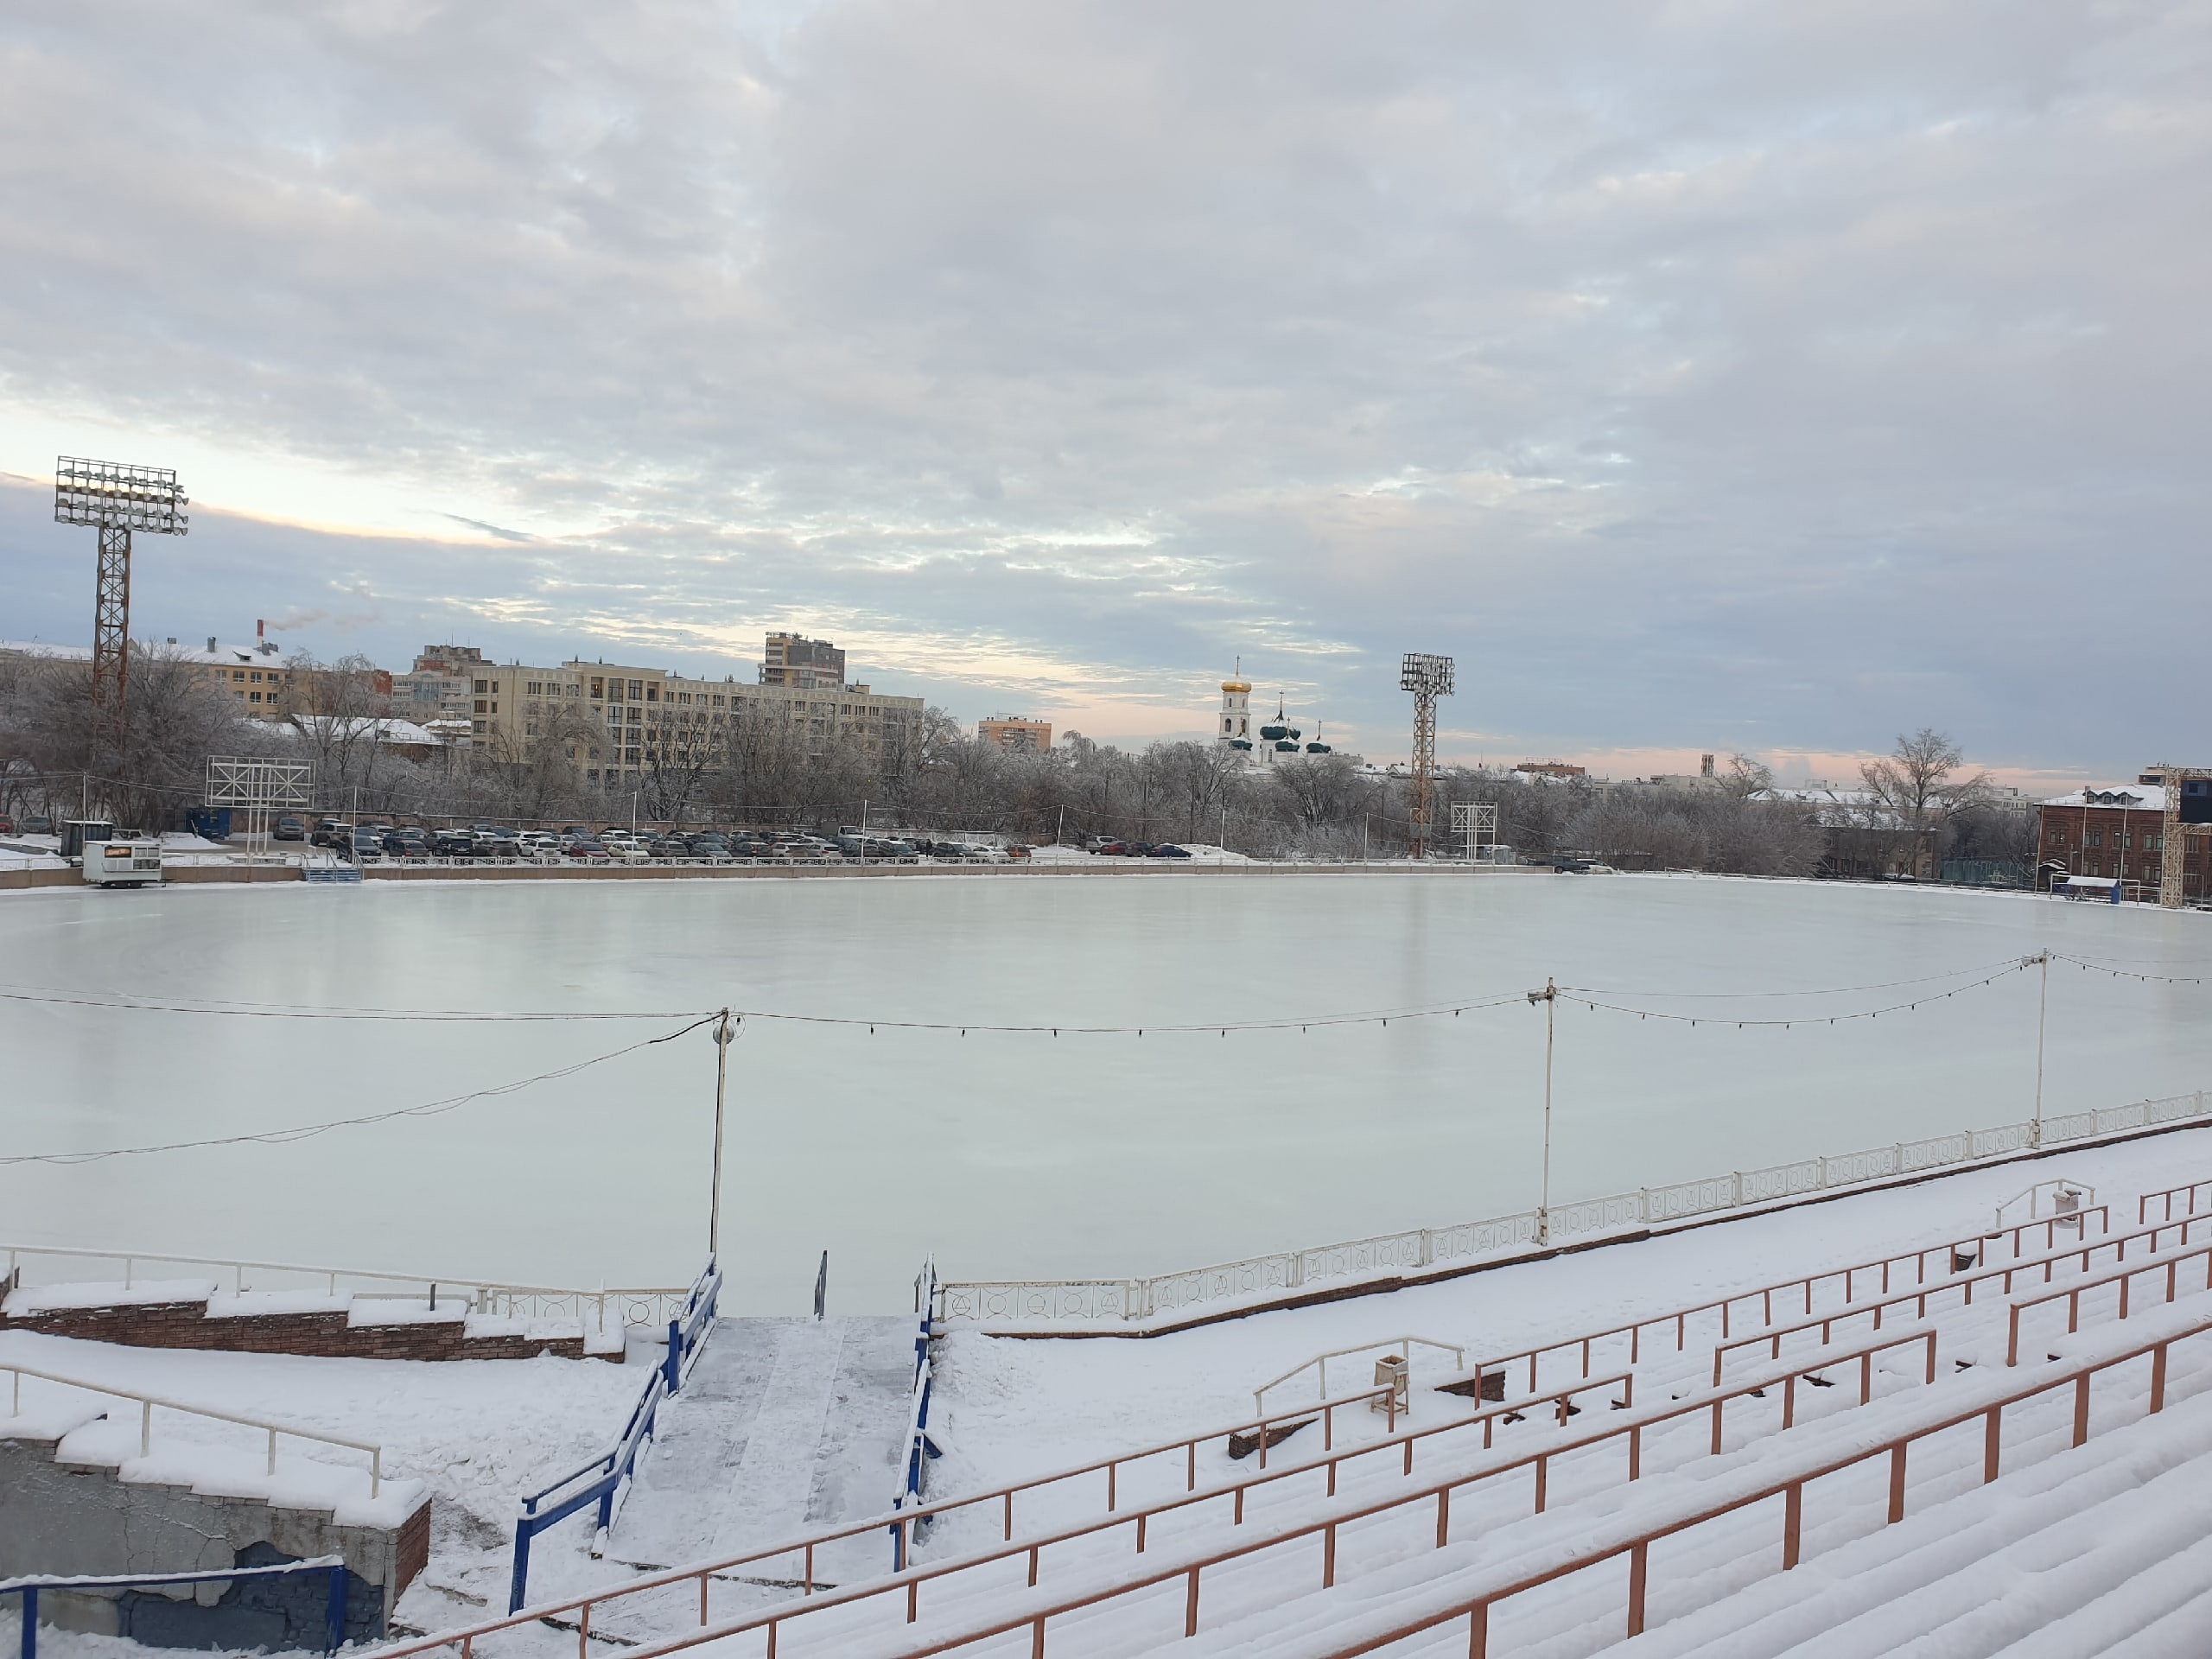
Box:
[1859,728,1991,878]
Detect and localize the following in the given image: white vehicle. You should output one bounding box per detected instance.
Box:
[605,839,651,863]
[83,837,163,888]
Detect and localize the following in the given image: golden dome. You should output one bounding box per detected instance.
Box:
[1222,679,1251,694]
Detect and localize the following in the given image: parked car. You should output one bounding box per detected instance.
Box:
[565,839,610,861]
[1090,840,1128,856]
[273,815,307,842]
[605,840,651,863]
[348,834,384,862]
[0,816,13,835]
[431,830,478,859]
[23,816,54,836]
[1152,843,1192,859]
[310,819,352,847]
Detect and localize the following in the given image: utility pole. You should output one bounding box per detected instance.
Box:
[709,1009,735,1258]
[1056,804,1065,847]
[1527,977,1557,1244]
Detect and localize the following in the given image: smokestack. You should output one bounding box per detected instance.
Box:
[257,619,265,641]
[207,637,216,652]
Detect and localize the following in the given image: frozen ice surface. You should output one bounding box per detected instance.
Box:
[3,873,2209,1313]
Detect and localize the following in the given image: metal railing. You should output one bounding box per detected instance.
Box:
[889,1260,940,1569]
[938,1087,2209,1325]
[1255,1336,1465,1415]
[2007,1226,2212,1364]
[2,1363,385,1495]
[507,1260,719,1612]
[2140,1174,2212,1225]
[0,1243,691,1334]
[1293,1313,2212,1657]
[1457,1205,2111,1402]
[1713,1211,2209,1384]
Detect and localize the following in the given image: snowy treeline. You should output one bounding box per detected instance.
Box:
[1,655,2020,879]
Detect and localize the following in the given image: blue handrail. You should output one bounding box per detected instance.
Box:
[508,1258,719,1612]
[888,1256,942,1570]
[2,1558,349,1659]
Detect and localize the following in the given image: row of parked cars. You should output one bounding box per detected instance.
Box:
[1084,837,1196,858]
[289,817,1018,867]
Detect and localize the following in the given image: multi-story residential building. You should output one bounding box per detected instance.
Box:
[391,645,488,733]
[2,636,308,718]
[2036,782,2191,895]
[760,633,846,690]
[443,652,925,791]
[978,715,1052,752]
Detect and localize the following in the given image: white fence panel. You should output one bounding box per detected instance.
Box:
[936,1088,2212,1325]
[1646,1175,1734,1223]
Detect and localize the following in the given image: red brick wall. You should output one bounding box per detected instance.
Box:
[0,1297,593,1361]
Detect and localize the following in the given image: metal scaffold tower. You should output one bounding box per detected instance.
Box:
[1399,652,1454,859]
[2155,765,2212,908]
[54,456,190,751]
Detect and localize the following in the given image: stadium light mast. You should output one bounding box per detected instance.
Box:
[1399,652,1454,859]
[54,456,190,751]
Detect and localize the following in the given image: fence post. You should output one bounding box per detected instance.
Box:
[22,1587,36,1659]
[1638,1187,1649,1223]
[664,1320,682,1395]
[1892,1142,1904,1175]
[1732,1172,1743,1207]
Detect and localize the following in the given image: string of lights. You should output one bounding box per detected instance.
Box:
[0,1015,720,1166]
[0,985,721,1022]
[2049,953,2208,987]
[1556,960,2037,1027]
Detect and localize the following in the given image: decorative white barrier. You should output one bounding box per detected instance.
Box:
[935,1089,2210,1326]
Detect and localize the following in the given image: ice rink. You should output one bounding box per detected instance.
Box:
[3,871,2209,1313]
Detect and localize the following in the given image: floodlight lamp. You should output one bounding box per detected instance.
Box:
[54,456,189,537]
[1399,652,1455,696]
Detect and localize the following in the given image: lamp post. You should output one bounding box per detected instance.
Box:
[1528,977,1557,1244]
[2031,951,2050,1149]
[709,1009,735,1258]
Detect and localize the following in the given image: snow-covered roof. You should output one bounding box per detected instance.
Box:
[2,637,282,667]
[281,715,447,747]
[2039,785,2166,810]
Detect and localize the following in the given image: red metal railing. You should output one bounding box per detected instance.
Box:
[1468,1206,2109,1395]
[2008,1229,2212,1363]
[1713,1211,2206,1384]
[2139,1175,2212,1226]
[1308,1313,2212,1658]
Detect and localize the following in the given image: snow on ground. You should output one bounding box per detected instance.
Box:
[0,1329,651,1631]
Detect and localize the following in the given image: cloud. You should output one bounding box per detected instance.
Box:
[0,0,2205,768]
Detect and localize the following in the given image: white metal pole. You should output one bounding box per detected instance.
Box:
[1529,977,1557,1243]
[709,1009,733,1257]
[2031,951,2049,1148]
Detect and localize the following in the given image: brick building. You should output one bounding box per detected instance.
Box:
[978,715,1052,752]
[2035,784,2195,897]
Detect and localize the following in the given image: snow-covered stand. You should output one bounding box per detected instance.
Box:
[363,1170,2212,1659]
[507,1261,719,1612]
[2,1557,350,1659]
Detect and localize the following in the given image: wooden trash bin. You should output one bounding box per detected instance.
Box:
[1371,1354,1410,1419]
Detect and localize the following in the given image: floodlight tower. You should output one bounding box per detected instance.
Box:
[54,456,189,750]
[1399,652,1454,858]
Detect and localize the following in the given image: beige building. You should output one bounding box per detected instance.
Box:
[3,636,306,719]
[760,633,846,690]
[978,715,1052,752]
[445,649,925,792]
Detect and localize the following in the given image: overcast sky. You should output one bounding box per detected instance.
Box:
[2,2,2205,782]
